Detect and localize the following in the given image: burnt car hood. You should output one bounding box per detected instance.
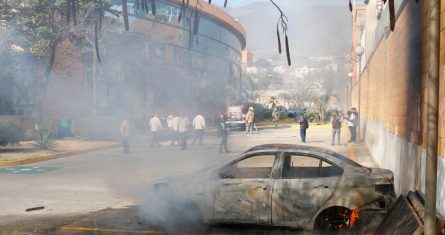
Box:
[153,164,218,196]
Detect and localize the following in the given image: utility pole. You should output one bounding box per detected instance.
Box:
[354,46,364,141]
[346,84,349,111]
[424,0,440,234]
[92,52,97,117]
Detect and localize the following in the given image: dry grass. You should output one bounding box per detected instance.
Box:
[0,139,118,161]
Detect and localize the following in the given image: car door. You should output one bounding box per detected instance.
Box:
[211,152,280,224]
[271,153,342,227]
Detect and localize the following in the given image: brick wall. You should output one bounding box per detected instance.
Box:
[351,0,445,217]
[42,39,89,128]
[352,0,426,149]
[439,0,445,156]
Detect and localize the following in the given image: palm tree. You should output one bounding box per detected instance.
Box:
[310,93,339,123]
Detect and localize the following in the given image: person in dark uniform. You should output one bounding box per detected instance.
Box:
[218,114,229,153]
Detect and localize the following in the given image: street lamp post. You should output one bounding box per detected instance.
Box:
[354,46,364,142]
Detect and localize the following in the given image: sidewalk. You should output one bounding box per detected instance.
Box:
[0,139,120,167]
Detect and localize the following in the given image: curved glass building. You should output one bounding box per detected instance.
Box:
[97,0,246,116]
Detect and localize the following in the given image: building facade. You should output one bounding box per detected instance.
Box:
[92,0,246,117]
[350,0,444,217]
[0,0,246,132]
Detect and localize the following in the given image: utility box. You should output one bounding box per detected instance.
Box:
[58,118,72,137]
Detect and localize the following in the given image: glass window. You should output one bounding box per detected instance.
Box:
[110,0,243,79]
[219,154,277,179]
[281,154,341,179]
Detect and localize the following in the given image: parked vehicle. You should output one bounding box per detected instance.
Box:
[151,144,395,233]
[276,106,287,117]
[225,105,246,131]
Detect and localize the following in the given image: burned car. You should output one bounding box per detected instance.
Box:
[152,144,395,232]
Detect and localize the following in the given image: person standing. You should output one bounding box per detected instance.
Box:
[149,114,162,148]
[218,114,229,153]
[167,114,173,133]
[347,110,357,142]
[170,114,180,146]
[245,107,255,134]
[298,113,309,143]
[272,107,280,127]
[351,107,359,142]
[178,114,190,150]
[120,115,130,153]
[192,113,206,146]
[331,110,342,145]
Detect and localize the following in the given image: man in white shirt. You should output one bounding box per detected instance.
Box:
[192,113,206,146]
[178,115,190,150]
[347,109,357,142]
[149,114,162,148]
[170,114,180,146]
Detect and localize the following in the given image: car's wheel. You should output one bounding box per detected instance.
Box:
[314,207,361,235]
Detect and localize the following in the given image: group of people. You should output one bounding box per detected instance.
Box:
[149,113,207,151]
[120,112,208,153]
[120,106,359,154]
[296,107,359,145]
[120,112,232,153]
[330,107,359,145]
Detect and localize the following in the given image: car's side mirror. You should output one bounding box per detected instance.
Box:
[217,167,235,179]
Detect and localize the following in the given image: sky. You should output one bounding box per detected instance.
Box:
[210,0,351,8]
[220,0,352,59]
[210,0,267,7]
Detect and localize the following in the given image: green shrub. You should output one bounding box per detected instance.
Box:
[304,111,320,123]
[0,121,24,146]
[32,128,56,150]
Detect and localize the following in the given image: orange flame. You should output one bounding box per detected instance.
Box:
[349,209,359,228]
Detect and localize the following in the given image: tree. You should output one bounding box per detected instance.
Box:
[239,71,282,103]
[0,0,117,120]
[280,75,317,111]
[310,93,338,123]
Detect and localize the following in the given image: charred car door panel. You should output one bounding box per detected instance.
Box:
[272,153,342,227]
[211,153,280,224]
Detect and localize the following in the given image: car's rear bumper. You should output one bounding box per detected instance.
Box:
[226,122,246,131]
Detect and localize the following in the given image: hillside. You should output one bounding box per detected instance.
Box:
[226,1,352,60]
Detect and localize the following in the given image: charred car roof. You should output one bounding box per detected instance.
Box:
[244,144,363,168]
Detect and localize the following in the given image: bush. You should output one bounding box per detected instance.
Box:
[304,111,320,123]
[32,128,56,150]
[0,121,24,146]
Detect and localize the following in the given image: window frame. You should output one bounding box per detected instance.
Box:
[279,152,343,179]
[216,152,281,179]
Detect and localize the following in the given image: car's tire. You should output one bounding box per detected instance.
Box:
[314,207,362,235]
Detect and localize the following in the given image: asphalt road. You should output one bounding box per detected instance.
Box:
[0,124,375,234]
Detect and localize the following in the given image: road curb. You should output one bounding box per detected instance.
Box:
[0,143,121,167]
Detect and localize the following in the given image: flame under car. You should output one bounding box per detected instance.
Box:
[152,144,395,232]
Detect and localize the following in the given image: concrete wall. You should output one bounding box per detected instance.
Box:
[364,119,421,195]
[352,0,445,217]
